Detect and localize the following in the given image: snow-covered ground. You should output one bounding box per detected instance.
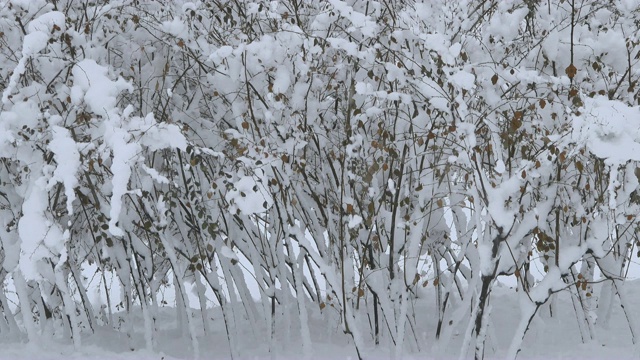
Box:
[1,279,638,359]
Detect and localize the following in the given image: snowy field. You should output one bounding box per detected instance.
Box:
[1,278,639,359]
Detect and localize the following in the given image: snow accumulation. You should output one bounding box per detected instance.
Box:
[3,1,640,360]
[0,279,639,359]
[225,171,273,215]
[573,96,640,165]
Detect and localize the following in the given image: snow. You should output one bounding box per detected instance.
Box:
[616,0,639,12]
[328,0,378,37]
[485,174,522,231]
[449,70,476,90]
[495,159,506,174]
[3,2,640,360]
[0,279,638,359]
[1,30,49,104]
[17,174,67,281]
[210,45,234,62]
[219,245,238,262]
[47,126,81,215]
[71,60,133,119]
[225,172,273,215]
[162,18,188,39]
[347,215,363,229]
[0,340,181,360]
[141,164,169,184]
[27,11,65,34]
[105,126,138,237]
[573,96,640,165]
[181,2,197,13]
[385,62,406,83]
[134,112,187,152]
[21,32,49,56]
[387,178,396,193]
[327,37,360,57]
[273,65,292,94]
[486,7,529,44]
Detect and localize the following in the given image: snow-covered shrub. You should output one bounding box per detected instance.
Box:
[1,1,640,359]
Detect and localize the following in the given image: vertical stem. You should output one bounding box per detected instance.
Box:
[612,279,638,345]
[570,0,575,65]
[69,259,95,333]
[55,263,81,349]
[13,271,38,342]
[160,234,200,359]
[506,301,539,359]
[368,244,380,345]
[555,166,561,268]
[271,295,276,359]
[294,251,312,360]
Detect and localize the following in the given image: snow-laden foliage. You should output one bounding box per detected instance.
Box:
[1,0,640,359]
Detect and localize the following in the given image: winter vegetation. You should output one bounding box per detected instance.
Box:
[1,0,640,359]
